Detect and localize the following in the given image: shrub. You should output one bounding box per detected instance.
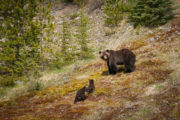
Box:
[27,80,44,92]
[0,87,7,97]
[75,11,93,59]
[129,0,174,27]
[104,28,116,36]
[0,76,16,87]
[70,13,79,20]
[104,0,133,26]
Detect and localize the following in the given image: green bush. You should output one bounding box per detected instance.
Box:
[27,80,44,92]
[129,0,174,27]
[104,28,116,36]
[48,54,64,69]
[0,87,8,97]
[104,0,133,26]
[0,76,16,87]
[70,13,79,20]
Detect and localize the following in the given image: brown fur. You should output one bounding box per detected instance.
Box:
[86,79,95,94]
[99,49,136,74]
[74,86,87,104]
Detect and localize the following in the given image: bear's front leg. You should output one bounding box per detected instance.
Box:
[108,61,117,74]
[108,67,115,74]
[107,61,113,74]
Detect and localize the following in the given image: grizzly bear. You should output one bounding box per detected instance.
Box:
[74,86,87,104]
[99,49,136,74]
[86,79,95,94]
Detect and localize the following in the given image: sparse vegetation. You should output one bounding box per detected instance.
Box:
[104,28,116,36]
[70,13,79,20]
[27,80,44,92]
[74,0,88,5]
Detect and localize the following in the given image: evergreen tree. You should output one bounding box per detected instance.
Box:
[129,0,174,27]
[76,11,92,59]
[104,0,133,26]
[61,17,73,63]
[0,0,54,85]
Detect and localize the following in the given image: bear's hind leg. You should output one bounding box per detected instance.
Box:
[130,65,135,72]
[125,64,132,73]
[82,95,87,101]
[130,58,135,72]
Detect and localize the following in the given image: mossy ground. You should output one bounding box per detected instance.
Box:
[0,16,180,120]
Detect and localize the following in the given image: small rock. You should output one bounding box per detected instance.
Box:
[148,30,153,34]
[126,23,131,27]
[16,81,23,85]
[176,31,180,35]
[159,27,163,30]
[75,17,80,20]
[150,37,155,42]
[72,64,80,71]
[124,101,139,109]
[155,36,160,40]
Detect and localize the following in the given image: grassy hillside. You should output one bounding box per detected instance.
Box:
[0,0,180,120]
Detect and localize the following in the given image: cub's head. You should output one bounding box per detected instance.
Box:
[99,50,110,61]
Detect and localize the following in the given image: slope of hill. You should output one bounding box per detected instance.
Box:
[0,1,180,120]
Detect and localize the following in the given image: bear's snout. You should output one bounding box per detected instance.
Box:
[101,55,108,60]
[101,56,104,59]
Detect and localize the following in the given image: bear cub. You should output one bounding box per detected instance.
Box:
[86,79,95,94]
[99,49,136,74]
[74,86,87,104]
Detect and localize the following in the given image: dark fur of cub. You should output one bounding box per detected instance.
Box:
[74,86,87,104]
[86,79,95,94]
[99,49,136,74]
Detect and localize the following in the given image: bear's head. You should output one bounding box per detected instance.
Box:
[99,50,110,61]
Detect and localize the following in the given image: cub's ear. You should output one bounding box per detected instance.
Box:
[106,49,109,52]
[99,51,101,54]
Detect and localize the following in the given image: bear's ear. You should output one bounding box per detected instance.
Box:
[106,49,109,52]
[99,51,101,54]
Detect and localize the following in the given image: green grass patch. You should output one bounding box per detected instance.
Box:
[27,81,44,92]
[0,87,12,97]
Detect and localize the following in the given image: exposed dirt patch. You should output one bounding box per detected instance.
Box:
[152,87,180,120]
